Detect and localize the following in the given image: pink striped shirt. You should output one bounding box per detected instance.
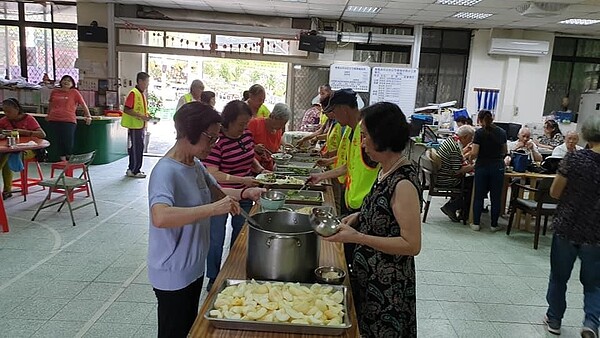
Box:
[203,130,255,188]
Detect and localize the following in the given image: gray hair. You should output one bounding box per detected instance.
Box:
[565,130,579,138]
[190,79,204,92]
[582,114,600,143]
[270,103,291,121]
[456,125,475,138]
[518,127,531,136]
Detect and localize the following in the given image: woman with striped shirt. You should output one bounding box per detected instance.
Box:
[203,100,266,291]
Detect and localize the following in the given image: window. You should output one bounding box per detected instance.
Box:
[352,25,413,64]
[0,25,20,79]
[544,37,600,114]
[215,35,261,54]
[263,38,307,56]
[0,2,78,82]
[416,28,471,107]
[165,32,211,50]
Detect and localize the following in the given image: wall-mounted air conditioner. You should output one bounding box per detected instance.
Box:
[488,38,550,57]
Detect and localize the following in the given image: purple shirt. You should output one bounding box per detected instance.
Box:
[147,157,218,291]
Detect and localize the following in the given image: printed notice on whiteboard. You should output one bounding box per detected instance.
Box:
[329,64,371,92]
[369,67,418,114]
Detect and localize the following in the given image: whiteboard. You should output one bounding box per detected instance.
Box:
[329,64,371,92]
[369,67,418,114]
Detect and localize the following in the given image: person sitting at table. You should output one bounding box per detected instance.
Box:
[247,103,290,171]
[455,116,473,127]
[550,130,583,159]
[148,102,264,338]
[323,101,422,338]
[203,100,264,292]
[536,119,564,151]
[436,125,475,222]
[469,110,508,232]
[542,114,600,337]
[0,98,47,200]
[504,127,542,165]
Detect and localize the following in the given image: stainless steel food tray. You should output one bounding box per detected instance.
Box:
[204,279,352,335]
[277,189,324,206]
[275,164,322,176]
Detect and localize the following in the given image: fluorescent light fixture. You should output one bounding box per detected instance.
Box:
[436,0,482,6]
[559,18,600,25]
[452,12,493,19]
[346,6,381,14]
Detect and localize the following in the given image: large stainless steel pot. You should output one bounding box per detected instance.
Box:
[247,211,319,282]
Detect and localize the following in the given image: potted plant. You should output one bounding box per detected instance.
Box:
[147,92,162,125]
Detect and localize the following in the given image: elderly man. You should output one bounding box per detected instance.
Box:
[505,127,543,165]
[176,79,204,110]
[551,130,583,158]
[437,125,476,222]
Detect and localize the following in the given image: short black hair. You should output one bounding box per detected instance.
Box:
[361,102,410,153]
[221,100,252,128]
[2,98,23,114]
[173,102,222,145]
[248,84,265,96]
[136,72,150,83]
[242,90,250,101]
[200,91,216,104]
[59,75,77,88]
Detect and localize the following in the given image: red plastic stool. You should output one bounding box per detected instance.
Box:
[12,157,45,201]
[50,161,90,201]
[0,197,8,232]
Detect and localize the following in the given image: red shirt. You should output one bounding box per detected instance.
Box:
[124,86,147,111]
[0,114,41,131]
[47,88,86,124]
[247,118,283,153]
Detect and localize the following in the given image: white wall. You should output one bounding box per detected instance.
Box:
[464,29,555,125]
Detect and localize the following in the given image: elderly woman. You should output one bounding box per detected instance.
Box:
[324,102,421,338]
[148,102,264,338]
[536,119,564,150]
[246,84,270,118]
[469,110,508,232]
[248,102,290,171]
[203,100,265,291]
[0,98,46,199]
[543,114,600,337]
[200,91,216,108]
[47,75,92,161]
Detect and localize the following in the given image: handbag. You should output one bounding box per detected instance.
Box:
[511,151,531,173]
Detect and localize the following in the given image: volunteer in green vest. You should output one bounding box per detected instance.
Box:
[176,79,204,111]
[122,72,151,178]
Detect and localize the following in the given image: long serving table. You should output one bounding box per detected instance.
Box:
[189,186,360,337]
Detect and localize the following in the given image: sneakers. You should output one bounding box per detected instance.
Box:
[544,315,561,335]
[490,225,503,233]
[581,327,598,338]
[440,205,460,222]
[469,223,480,231]
[126,170,146,178]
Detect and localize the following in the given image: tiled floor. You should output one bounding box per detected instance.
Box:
[0,157,587,337]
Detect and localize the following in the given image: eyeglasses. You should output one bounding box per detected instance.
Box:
[202,132,220,145]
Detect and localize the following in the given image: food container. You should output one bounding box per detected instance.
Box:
[7,136,16,147]
[271,153,292,165]
[259,190,286,211]
[247,211,319,282]
[314,266,347,285]
[277,189,324,206]
[274,165,322,176]
[205,279,351,335]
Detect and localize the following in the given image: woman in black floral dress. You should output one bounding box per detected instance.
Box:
[324,102,422,338]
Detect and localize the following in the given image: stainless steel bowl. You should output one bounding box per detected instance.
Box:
[259,190,286,211]
[314,266,346,285]
[271,153,292,165]
[309,208,341,237]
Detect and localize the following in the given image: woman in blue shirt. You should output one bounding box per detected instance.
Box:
[147,102,264,338]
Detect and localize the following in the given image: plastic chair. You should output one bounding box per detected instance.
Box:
[12,157,44,201]
[50,160,89,202]
[31,151,98,226]
[0,197,8,232]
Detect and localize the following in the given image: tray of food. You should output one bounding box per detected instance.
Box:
[256,174,326,191]
[282,204,334,215]
[205,279,351,335]
[275,165,322,176]
[278,189,324,205]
